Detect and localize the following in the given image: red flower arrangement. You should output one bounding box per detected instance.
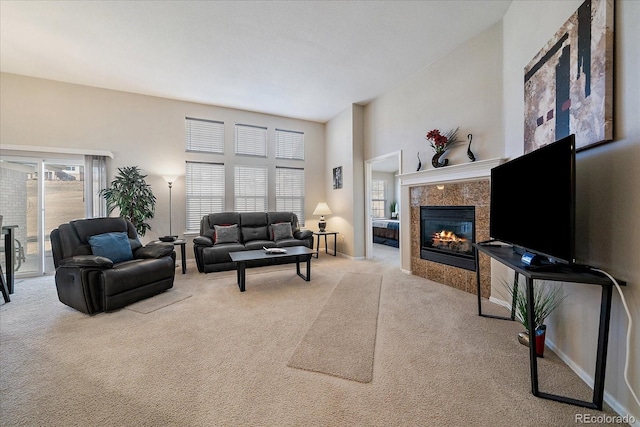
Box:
[425,127,461,154]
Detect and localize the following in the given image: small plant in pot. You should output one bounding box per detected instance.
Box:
[506,280,567,357]
[390,201,398,219]
[100,166,156,237]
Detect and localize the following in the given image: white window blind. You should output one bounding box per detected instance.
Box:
[276,167,305,225]
[275,129,304,160]
[186,161,225,232]
[234,123,267,157]
[185,117,224,154]
[234,165,267,212]
[372,180,386,218]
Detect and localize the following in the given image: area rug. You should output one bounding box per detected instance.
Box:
[125,290,192,314]
[287,272,382,383]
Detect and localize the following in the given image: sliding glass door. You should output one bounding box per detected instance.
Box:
[1,156,97,276]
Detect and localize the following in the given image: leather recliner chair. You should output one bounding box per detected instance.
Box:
[51,217,176,315]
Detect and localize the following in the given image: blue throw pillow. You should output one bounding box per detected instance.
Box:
[88,232,133,263]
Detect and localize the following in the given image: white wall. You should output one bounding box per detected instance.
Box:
[325,103,365,258]
[364,22,504,270]
[0,73,327,256]
[503,0,639,420]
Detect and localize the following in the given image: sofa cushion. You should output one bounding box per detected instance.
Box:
[244,240,276,250]
[203,243,246,264]
[88,232,133,263]
[240,212,268,227]
[242,226,269,242]
[214,224,240,244]
[271,222,293,241]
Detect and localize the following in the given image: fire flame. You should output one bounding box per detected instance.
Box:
[433,230,466,242]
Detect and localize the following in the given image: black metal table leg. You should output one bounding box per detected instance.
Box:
[4,228,15,294]
[476,250,515,320]
[237,262,246,292]
[1,266,9,303]
[180,243,186,274]
[526,277,539,396]
[313,235,320,258]
[592,284,613,410]
[296,256,311,281]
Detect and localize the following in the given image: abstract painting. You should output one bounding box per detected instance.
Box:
[524,0,614,153]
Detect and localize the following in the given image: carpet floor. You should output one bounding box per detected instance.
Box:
[0,254,625,426]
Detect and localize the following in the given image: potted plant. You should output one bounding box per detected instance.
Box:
[506,280,567,357]
[100,166,156,237]
[389,201,398,219]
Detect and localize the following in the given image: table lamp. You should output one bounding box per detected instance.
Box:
[313,202,332,232]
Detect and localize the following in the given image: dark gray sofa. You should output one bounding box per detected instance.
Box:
[51,217,176,315]
[193,212,313,273]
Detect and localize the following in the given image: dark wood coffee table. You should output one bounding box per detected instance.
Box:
[229,246,316,292]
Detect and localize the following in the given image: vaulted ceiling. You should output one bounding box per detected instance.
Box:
[1,1,512,123]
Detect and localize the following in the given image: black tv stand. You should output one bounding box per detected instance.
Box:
[523,262,561,272]
[473,243,625,411]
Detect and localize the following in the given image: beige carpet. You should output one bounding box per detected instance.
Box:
[126,289,192,314]
[0,255,627,426]
[288,272,382,382]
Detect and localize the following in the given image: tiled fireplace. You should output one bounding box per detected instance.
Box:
[399,158,504,297]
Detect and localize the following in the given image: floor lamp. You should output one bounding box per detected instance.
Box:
[161,175,178,241]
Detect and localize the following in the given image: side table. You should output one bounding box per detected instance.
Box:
[154,239,187,274]
[474,243,625,410]
[312,231,338,258]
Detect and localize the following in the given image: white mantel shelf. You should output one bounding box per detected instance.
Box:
[398,158,507,186]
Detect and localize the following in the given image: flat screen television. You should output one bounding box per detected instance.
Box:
[490,134,576,265]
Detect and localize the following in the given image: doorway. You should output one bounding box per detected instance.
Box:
[364,151,402,263]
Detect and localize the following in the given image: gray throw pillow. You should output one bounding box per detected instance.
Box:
[214,224,239,244]
[271,222,293,241]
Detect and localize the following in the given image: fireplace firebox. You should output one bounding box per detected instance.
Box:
[420,206,476,271]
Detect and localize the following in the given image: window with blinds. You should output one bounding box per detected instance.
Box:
[185,117,225,154]
[372,180,386,218]
[185,161,225,232]
[234,165,268,212]
[235,123,267,157]
[275,129,304,160]
[276,167,305,224]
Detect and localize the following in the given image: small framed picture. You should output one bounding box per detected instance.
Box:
[333,166,342,189]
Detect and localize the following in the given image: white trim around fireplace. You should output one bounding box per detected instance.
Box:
[398,158,507,187]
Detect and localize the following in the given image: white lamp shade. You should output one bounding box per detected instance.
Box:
[163,175,179,184]
[313,202,332,216]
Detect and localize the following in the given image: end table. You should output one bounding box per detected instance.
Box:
[312,231,338,258]
[154,239,187,274]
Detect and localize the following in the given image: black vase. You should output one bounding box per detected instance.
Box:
[431,151,448,168]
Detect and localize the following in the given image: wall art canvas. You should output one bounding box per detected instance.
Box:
[524,0,613,153]
[333,166,342,189]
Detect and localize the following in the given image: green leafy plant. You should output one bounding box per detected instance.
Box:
[100,166,156,236]
[506,280,567,332]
